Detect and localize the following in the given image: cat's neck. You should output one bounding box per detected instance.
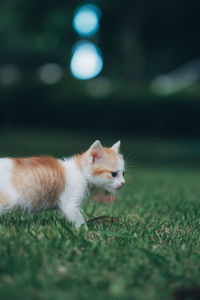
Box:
[74,153,94,187]
[61,155,91,189]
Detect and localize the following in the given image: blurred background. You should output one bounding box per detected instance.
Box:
[0,0,200,165]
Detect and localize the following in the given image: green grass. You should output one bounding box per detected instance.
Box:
[0,130,200,300]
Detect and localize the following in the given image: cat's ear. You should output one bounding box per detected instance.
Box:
[88,140,104,164]
[111,141,120,153]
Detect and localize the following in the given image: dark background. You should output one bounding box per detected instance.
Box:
[0,0,200,137]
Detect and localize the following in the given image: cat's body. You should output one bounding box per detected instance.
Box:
[0,141,125,229]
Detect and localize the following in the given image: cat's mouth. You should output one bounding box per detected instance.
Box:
[104,187,115,195]
[104,190,112,195]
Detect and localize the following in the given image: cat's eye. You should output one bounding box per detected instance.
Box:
[111,172,117,178]
[123,171,125,176]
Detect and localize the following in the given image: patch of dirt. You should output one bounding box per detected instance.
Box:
[87,216,119,227]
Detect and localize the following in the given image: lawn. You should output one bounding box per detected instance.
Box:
[0,130,200,300]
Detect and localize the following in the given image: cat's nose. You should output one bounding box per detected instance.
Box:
[117,181,125,190]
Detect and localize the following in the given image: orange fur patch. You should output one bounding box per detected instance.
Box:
[0,191,9,207]
[12,156,65,207]
[103,148,119,166]
[103,147,116,157]
[104,147,124,161]
[92,147,121,176]
[92,168,110,176]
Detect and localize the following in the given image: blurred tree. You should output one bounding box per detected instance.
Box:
[101,0,200,81]
[0,0,199,79]
[0,0,77,68]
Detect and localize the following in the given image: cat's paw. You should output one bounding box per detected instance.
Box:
[75,222,88,231]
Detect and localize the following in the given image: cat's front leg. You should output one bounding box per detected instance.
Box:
[60,202,87,230]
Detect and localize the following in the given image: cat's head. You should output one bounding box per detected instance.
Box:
[79,140,125,193]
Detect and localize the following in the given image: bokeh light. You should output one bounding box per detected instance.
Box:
[70,42,103,80]
[0,64,21,85]
[39,63,63,84]
[151,58,200,95]
[72,4,101,36]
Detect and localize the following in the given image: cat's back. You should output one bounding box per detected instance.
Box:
[0,158,14,187]
[0,158,19,209]
[0,157,13,169]
[11,156,66,209]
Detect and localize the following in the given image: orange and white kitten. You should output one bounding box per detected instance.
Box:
[0,140,125,229]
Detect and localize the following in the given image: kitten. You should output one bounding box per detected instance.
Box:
[0,140,125,229]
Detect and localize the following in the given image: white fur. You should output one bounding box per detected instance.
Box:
[0,159,21,213]
[111,141,120,153]
[0,157,88,228]
[0,141,125,229]
[59,157,88,229]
